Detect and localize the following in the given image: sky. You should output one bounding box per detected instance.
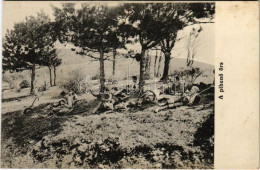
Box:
[2,1,215,65]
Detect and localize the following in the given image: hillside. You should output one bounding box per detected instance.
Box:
[55,48,214,78]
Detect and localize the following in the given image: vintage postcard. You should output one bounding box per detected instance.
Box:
[0,1,259,169]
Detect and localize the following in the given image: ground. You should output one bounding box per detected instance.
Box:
[1,84,214,168]
[1,53,214,168]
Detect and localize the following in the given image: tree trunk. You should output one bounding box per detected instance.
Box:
[160,52,171,81]
[48,66,53,86]
[154,53,158,77]
[139,48,146,92]
[30,64,36,95]
[112,49,116,76]
[144,51,150,80]
[157,52,163,77]
[53,66,57,86]
[99,48,106,93]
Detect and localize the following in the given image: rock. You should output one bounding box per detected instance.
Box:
[103,102,114,110]
[118,124,122,128]
[46,105,53,109]
[58,108,70,114]
[98,164,104,169]
[167,98,175,104]
[165,153,169,158]
[74,155,82,164]
[128,100,136,106]
[130,156,135,160]
[73,138,81,145]
[53,102,60,107]
[78,143,88,152]
[155,163,162,168]
[8,118,15,125]
[100,145,107,150]
[152,156,160,162]
[115,103,127,110]
[97,140,103,145]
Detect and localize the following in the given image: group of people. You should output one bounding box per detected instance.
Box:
[49,73,206,115]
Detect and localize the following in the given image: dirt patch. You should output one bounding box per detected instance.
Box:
[2,94,31,103]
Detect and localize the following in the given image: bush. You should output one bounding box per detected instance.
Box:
[91,73,99,80]
[170,67,203,84]
[58,69,86,94]
[7,80,16,89]
[38,81,48,92]
[19,80,30,89]
[2,73,22,89]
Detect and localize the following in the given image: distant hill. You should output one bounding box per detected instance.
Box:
[169,57,214,72]
[56,48,214,77]
[2,48,214,87]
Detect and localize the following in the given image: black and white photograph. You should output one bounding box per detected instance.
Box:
[1,2,216,168]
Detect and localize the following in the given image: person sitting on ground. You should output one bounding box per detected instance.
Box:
[52,90,78,114]
[183,86,200,105]
[62,90,78,108]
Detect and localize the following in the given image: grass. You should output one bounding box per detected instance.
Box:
[1,93,214,168]
[1,51,215,168]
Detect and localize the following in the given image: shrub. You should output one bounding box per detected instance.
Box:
[19,80,30,89]
[170,67,203,84]
[7,80,16,89]
[2,74,9,83]
[38,81,48,92]
[91,73,99,80]
[58,69,86,94]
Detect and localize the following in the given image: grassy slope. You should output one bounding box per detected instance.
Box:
[1,48,215,169]
[1,97,214,168]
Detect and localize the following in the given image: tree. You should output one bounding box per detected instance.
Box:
[118,3,214,90]
[159,3,215,81]
[149,47,163,77]
[53,56,62,86]
[155,50,164,78]
[41,47,62,86]
[119,3,171,90]
[108,30,126,76]
[186,26,202,67]
[144,50,151,78]
[53,4,124,93]
[152,47,159,77]
[2,12,55,94]
[160,27,181,81]
[112,49,116,76]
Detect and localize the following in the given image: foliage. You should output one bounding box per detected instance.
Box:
[2,12,57,94]
[58,69,86,94]
[118,3,175,85]
[53,4,126,92]
[158,3,215,80]
[2,12,55,72]
[186,27,203,67]
[171,67,203,84]
[41,46,62,86]
[38,81,49,92]
[117,3,215,85]
[91,73,100,80]
[41,47,62,69]
[19,80,30,89]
